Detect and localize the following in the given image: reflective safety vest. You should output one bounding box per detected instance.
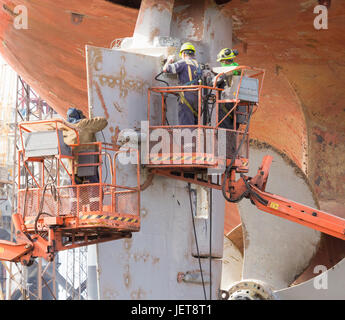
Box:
[166,58,202,85]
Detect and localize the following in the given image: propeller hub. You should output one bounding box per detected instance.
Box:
[225,280,277,300]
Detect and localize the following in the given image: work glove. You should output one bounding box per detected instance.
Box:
[167,55,175,64]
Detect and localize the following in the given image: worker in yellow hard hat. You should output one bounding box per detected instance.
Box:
[217,48,240,75]
[215,48,245,135]
[178,42,195,58]
[163,42,202,126]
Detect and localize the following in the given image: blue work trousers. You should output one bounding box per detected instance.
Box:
[178,92,198,126]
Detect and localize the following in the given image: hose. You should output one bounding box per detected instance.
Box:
[35,183,56,234]
[154,72,171,126]
[154,71,214,125]
[34,160,60,234]
[221,104,254,203]
[242,175,269,206]
[154,71,169,87]
[188,183,207,300]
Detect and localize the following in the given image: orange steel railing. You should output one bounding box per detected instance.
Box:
[17,120,140,224]
[146,66,265,169]
[212,65,265,128]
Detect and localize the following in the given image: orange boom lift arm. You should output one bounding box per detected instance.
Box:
[2,154,343,267]
[224,155,345,241]
[147,66,345,243]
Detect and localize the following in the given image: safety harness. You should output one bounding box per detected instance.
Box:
[178,92,198,117]
[183,59,203,86]
[178,59,202,117]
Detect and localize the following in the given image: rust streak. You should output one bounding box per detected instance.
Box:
[94,80,109,119]
[2,3,18,17]
[113,102,123,113]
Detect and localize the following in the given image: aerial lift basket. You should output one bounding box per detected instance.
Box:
[145,65,345,243]
[145,66,265,188]
[0,119,140,265]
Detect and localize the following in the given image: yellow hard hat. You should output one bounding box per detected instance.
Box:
[217,48,238,62]
[179,42,196,57]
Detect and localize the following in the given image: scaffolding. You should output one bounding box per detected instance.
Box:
[0,57,88,299]
[0,56,17,299]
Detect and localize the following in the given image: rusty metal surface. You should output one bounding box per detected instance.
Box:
[293,233,345,285]
[220,236,242,291]
[222,0,345,284]
[1,0,344,299]
[225,0,345,217]
[1,1,344,217]
[237,146,321,290]
[275,258,345,300]
[83,1,237,298]
[86,45,225,299]
[221,144,345,299]
[171,0,232,65]
[133,0,174,46]
[0,0,139,118]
